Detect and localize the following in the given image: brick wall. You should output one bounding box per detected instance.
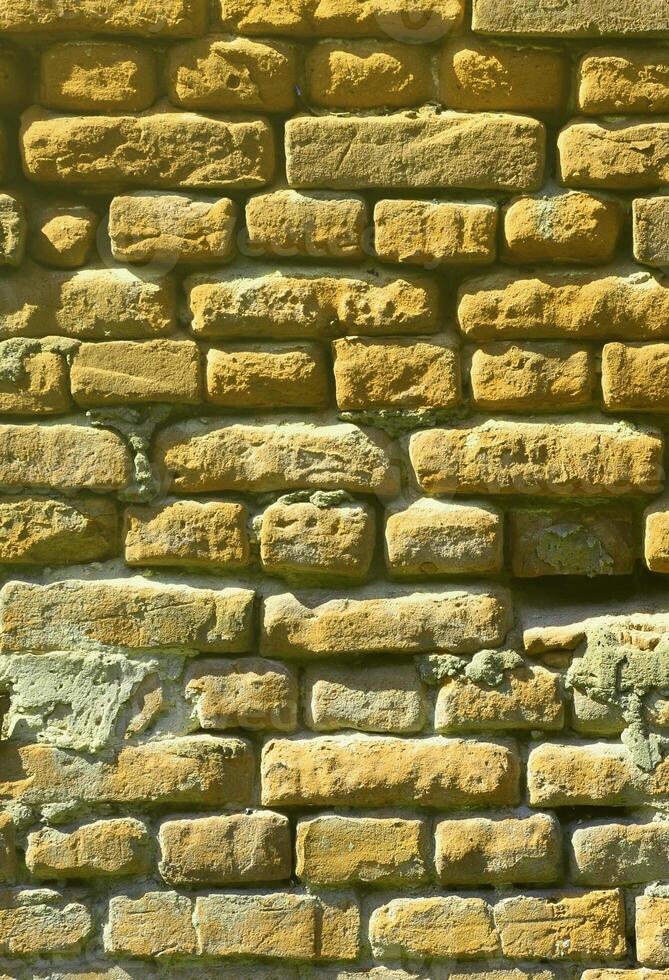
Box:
[0,0,668,977]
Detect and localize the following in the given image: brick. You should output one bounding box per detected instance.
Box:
[603,343,669,411]
[1,0,207,34]
[0,737,254,808]
[583,973,669,980]
[472,0,669,36]
[30,204,98,269]
[637,898,669,966]
[570,821,669,885]
[21,105,274,190]
[571,689,626,736]
[0,194,26,267]
[0,263,174,340]
[369,896,498,960]
[458,268,669,341]
[0,580,254,653]
[502,192,623,264]
[385,499,503,577]
[260,498,375,583]
[0,348,70,415]
[71,340,200,407]
[0,424,130,492]
[109,192,236,265]
[306,41,431,110]
[0,48,28,109]
[262,736,519,807]
[105,892,196,958]
[495,890,626,961]
[286,111,545,192]
[185,657,298,732]
[262,588,512,658]
[0,889,92,956]
[470,342,594,411]
[296,815,429,887]
[159,812,290,886]
[219,0,464,38]
[440,40,568,113]
[645,497,669,572]
[26,819,150,879]
[155,421,399,495]
[124,500,249,570]
[436,663,564,732]
[186,265,438,338]
[195,892,359,961]
[374,199,497,267]
[304,663,427,733]
[633,197,669,267]
[436,814,561,885]
[578,48,669,114]
[409,419,664,496]
[527,742,669,807]
[40,42,157,112]
[0,495,117,564]
[206,344,328,409]
[168,36,295,111]
[510,505,636,577]
[559,120,669,190]
[333,337,461,409]
[245,190,367,261]
[0,817,16,883]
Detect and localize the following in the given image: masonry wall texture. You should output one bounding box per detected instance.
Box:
[1,1,669,978]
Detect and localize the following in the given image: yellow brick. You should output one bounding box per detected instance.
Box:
[637,898,669,966]
[40,42,157,111]
[634,197,669,267]
[124,500,249,570]
[436,663,564,732]
[472,0,669,35]
[0,193,26,267]
[644,497,669,572]
[0,816,16,883]
[0,49,28,109]
[0,889,92,956]
[502,192,623,264]
[1,0,208,34]
[304,663,427,733]
[559,119,669,190]
[105,892,196,957]
[306,41,431,110]
[0,424,130,492]
[26,819,150,879]
[470,342,594,411]
[602,342,669,410]
[206,344,328,409]
[0,349,70,415]
[29,205,98,269]
[185,657,298,732]
[370,896,498,960]
[571,822,669,885]
[245,190,367,260]
[71,340,201,407]
[0,495,117,564]
[578,48,669,114]
[375,199,497,266]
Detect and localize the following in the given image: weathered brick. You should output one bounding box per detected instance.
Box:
[603,342,669,411]
[219,0,464,38]
[571,689,626,736]
[0,888,92,956]
[155,421,399,495]
[159,812,291,886]
[195,892,359,961]
[637,897,669,966]
[124,500,249,570]
[0,348,70,415]
[26,819,150,879]
[472,0,669,36]
[168,36,295,112]
[286,112,545,192]
[1,0,208,34]
[0,48,28,109]
[578,48,669,114]
[109,192,236,265]
[0,495,117,564]
[187,265,438,338]
[21,105,274,190]
[206,344,328,409]
[71,339,200,407]
[458,268,669,341]
[0,817,16,884]
[436,814,562,885]
[527,742,669,807]
[495,890,626,961]
[510,505,636,577]
[0,194,26,267]
[436,663,564,732]
[0,580,254,653]
[245,190,367,261]
[385,499,503,577]
[262,588,512,658]
[0,424,130,492]
[105,892,196,958]
[502,192,623,264]
[40,42,157,112]
[260,498,375,583]
[440,40,568,112]
[633,197,669,268]
[370,896,498,960]
[409,419,664,496]
[306,41,431,110]
[262,736,520,807]
[296,815,429,887]
[644,496,669,572]
[0,264,174,340]
[559,120,669,190]
[0,737,254,808]
[305,663,427,733]
[583,972,669,980]
[470,342,594,411]
[333,337,461,410]
[374,199,497,267]
[185,657,298,732]
[30,204,98,269]
[570,821,669,885]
